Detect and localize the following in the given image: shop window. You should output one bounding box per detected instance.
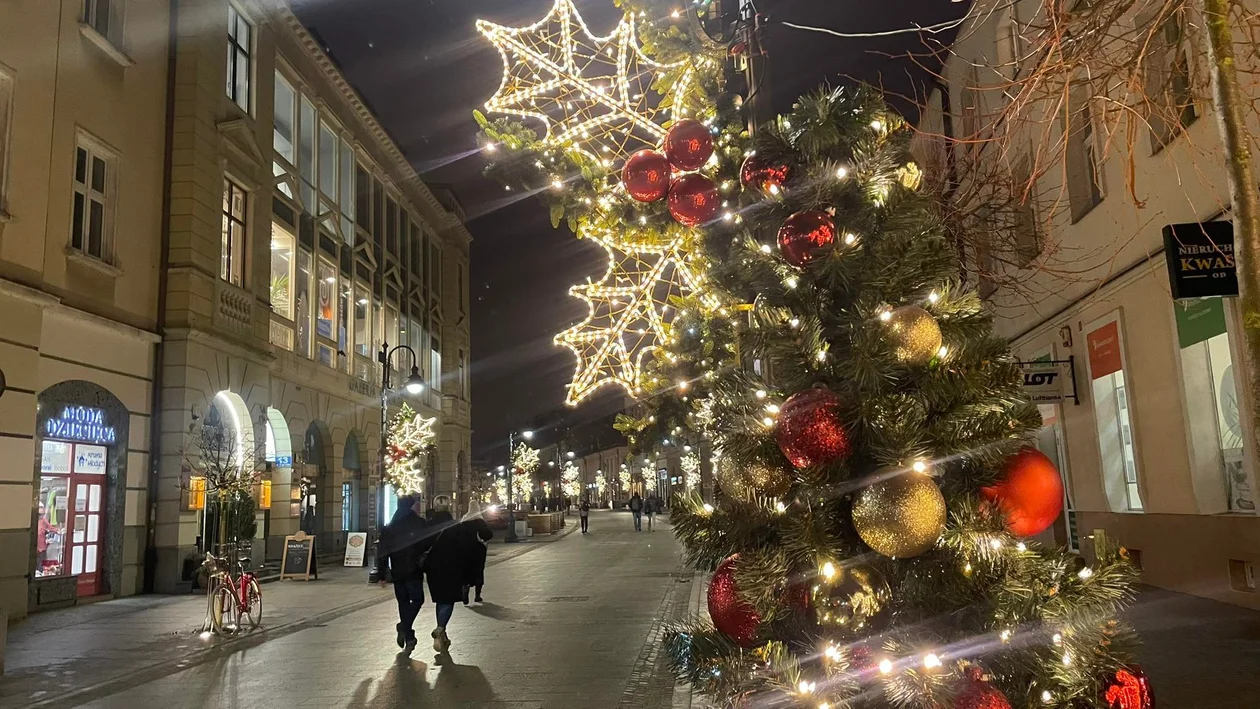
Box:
[221,178,247,287]
[269,222,295,347]
[71,138,116,264]
[37,439,107,593]
[1175,299,1256,512]
[295,250,312,358]
[1086,316,1143,511]
[226,4,252,113]
[342,481,354,531]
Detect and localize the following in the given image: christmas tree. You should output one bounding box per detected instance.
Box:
[474,1,1148,707]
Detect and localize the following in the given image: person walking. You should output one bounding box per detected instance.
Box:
[645,494,658,531]
[628,492,644,531]
[460,500,494,604]
[419,498,464,652]
[378,495,427,652]
[579,498,590,533]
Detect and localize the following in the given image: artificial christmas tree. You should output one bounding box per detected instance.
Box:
[474,1,1143,706]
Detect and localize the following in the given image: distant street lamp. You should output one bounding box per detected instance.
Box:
[370,342,425,581]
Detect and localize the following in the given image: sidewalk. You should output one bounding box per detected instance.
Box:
[0,519,578,708]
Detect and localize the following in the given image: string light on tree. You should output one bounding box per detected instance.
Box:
[511,442,540,502]
[477,0,696,162]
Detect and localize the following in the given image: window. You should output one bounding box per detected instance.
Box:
[220,179,247,286]
[316,260,337,367]
[1174,298,1256,512]
[299,97,316,210]
[226,5,252,112]
[997,6,1024,79]
[1011,154,1039,265]
[1086,316,1143,511]
[273,73,296,163]
[71,140,115,263]
[959,66,982,156]
[339,140,354,244]
[82,0,122,45]
[295,250,312,358]
[372,179,384,249]
[386,197,398,256]
[1146,11,1197,151]
[269,223,295,318]
[458,349,468,399]
[341,481,354,531]
[385,304,400,351]
[429,243,441,295]
[354,286,371,357]
[355,165,371,231]
[1065,82,1103,223]
[0,71,12,213]
[318,121,337,200]
[410,225,423,275]
[430,333,442,393]
[338,281,351,365]
[409,312,425,379]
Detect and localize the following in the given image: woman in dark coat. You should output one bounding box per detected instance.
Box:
[418,500,467,652]
[461,500,494,604]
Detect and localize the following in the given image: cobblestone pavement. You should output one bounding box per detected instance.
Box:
[1,510,687,709]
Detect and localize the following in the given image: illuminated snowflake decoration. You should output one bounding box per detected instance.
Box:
[556,228,717,405]
[562,461,582,499]
[619,467,632,493]
[477,0,695,161]
[680,452,700,491]
[511,442,540,501]
[595,470,607,497]
[384,404,435,495]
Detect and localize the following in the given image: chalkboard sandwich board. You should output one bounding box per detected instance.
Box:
[280,531,315,581]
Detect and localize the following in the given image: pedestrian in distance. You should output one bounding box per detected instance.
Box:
[460,500,494,605]
[377,495,427,653]
[418,498,464,653]
[579,498,590,533]
[629,492,644,531]
[645,493,658,531]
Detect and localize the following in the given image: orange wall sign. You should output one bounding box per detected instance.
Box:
[1086,321,1123,380]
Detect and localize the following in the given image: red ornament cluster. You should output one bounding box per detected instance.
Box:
[620,120,720,226]
[982,448,1065,537]
[708,555,762,647]
[777,210,837,268]
[774,387,852,469]
[952,667,1012,709]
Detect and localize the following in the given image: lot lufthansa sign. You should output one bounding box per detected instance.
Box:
[1163,221,1237,299]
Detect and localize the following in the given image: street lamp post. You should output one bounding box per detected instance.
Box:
[505,429,533,542]
[368,343,424,581]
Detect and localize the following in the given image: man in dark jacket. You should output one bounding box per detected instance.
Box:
[378,495,427,652]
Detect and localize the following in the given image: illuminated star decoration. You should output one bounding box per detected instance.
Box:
[384,404,435,495]
[562,461,581,499]
[477,0,694,162]
[555,228,718,406]
[511,442,540,501]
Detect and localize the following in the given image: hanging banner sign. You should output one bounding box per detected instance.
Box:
[1018,358,1079,405]
[1163,221,1237,299]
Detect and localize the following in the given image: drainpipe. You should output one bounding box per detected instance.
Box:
[144,0,179,593]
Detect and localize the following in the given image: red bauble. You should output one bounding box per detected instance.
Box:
[774,387,852,469]
[982,448,1065,537]
[740,154,790,193]
[663,119,714,171]
[954,667,1013,709]
[777,210,837,267]
[1103,666,1154,709]
[708,555,762,647]
[622,150,672,202]
[668,174,720,226]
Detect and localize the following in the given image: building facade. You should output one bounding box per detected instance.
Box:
[922,0,1260,608]
[0,0,170,618]
[151,0,471,592]
[0,0,471,615]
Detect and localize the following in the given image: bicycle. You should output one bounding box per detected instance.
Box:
[202,550,263,634]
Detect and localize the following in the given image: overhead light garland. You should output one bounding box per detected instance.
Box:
[477,0,695,161]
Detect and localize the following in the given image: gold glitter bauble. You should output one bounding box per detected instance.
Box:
[852,469,946,558]
[811,563,891,634]
[885,305,942,366]
[717,458,790,499]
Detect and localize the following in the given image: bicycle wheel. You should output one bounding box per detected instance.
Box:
[211,585,239,635]
[240,578,263,630]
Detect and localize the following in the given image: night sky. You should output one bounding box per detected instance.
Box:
[292,0,967,461]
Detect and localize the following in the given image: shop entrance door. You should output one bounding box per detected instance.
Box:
[69,443,108,596]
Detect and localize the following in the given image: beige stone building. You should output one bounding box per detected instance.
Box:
[0,0,471,615]
[920,0,1260,609]
[0,0,170,618]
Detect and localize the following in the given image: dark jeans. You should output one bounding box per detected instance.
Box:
[632,511,642,530]
[393,579,425,639]
[580,515,589,532]
[436,602,455,628]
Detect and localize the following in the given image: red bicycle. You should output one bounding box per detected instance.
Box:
[203,551,262,634]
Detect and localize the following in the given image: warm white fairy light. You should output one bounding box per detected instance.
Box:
[1041,690,1054,703]
[923,653,942,669]
[1016,542,1027,552]
[797,680,815,694]
[760,243,773,254]
[844,232,858,245]
[928,290,940,303]
[1052,632,1063,645]
[821,561,837,580]
[555,227,717,406]
[755,389,768,399]
[835,166,848,179]
[912,460,928,473]
[562,460,582,499]
[878,659,894,674]
[511,442,540,501]
[681,452,701,490]
[879,309,892,322]
[775,501,787,513]
[477,0,695,161]
[702,502,715,513]
[1078,566,1095,579]
[1000,629,1013,642]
